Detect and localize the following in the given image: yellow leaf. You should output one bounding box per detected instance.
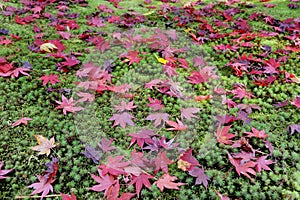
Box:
[183,1,193,8]
[154,54,168,65]
[40,43,58,53]
[184,27,196,33]
[143,10,155,16]
[177,159,191,171]
[31,135,56,156]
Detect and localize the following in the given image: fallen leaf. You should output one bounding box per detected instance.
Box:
[291,96,300,108]
[109,112,135,128]
[89,169,116,197]
[12,117,32,127]
[188,166,210,188]
[180,107,201,120]
[0,161,13,179]
[129,173,153,197]
[244,127,268,139]
[40,74,60,86]
[154,174,186,191]
[30,135,56,156]
[40,43,57,53]
[255,156,274,173]
[60,191,77,200]
[286,124,300,135]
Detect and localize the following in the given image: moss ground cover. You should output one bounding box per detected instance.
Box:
[0,0,299,199]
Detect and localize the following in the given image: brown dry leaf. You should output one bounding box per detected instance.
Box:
[31,135,56,156]
[40,43,57,53]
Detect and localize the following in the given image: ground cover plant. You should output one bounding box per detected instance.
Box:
[0,0,299,199]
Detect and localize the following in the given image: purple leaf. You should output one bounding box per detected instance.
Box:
[188,166,210,188]
[83,145,101,164]
[287,124,300,135]
[98,138,116,153]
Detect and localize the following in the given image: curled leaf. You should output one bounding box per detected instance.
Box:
[40,43,58,53]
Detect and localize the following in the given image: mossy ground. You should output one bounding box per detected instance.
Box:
[0,0,300,199]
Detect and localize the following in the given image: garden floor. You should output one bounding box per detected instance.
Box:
[0,0,300,199]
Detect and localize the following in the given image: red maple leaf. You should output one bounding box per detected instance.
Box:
[76,92,95,103]
[154,174,186,192]
[15,15,35,24]
[264,58,280,74]
[144,79,162,89]
[98,4,115,13]
[60,191,77,200]
[193,55,206,67]
[55,95,83,115]
[146,113,169,127]
[0,161,13,179]
[61,57,80,68]
[28,158,58,199]
[178,149,200,171]
[188,166,210,188]
[130,149,149,168]
[129,173,153,197]
[12,117,32,127]
[94,37,110,53]
[58,31,72,40]
[214,44,239,53]
[244,127,268,139]
[89,169,116,197]
[88,17,106,27]
[121,51,142,65]
[28,175,55,199]
[215,114,237,125]
[162,62,178,77]
[128,129,156,148]
[10,67,31,78]
[147,97,164,111]
[215,125,236,145]
[230,84,254,100]
[255,156,274,173]
[216,191,230,200]
[180,107,201,121]
[232,151,255,164]
[109,84,131,93]
[187,66,218,84]
[291,96,300,108]
[153,151,173,174]
[40,74,60,86]
[166,118,187,131]
[32,6,43,14]
[114,101,137,112]
[108,0,122,8]
[231,137,254,152]
[106,181,135,200]
[0,36,12,46]
[98,138,116,153]
[177,58,189,69]
[0,61,13,74]
[227,151,256,180]
[100,156,130,176]
[76,81,99,91]
[109,112,135,128]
